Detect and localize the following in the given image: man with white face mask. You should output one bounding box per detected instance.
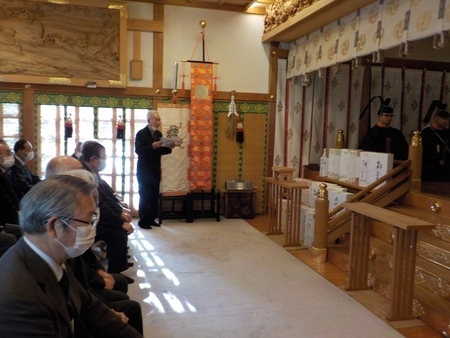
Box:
[0,175,143,337]
[10,139,41,201]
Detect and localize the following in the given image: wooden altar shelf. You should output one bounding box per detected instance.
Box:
[342,202,434,321]
[265,177,308,247]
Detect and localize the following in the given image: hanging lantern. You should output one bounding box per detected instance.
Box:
[116,115,125,139]
[64,115,73,139]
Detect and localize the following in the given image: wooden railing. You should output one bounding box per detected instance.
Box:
[311,131,423,262]
[342,202,434,321]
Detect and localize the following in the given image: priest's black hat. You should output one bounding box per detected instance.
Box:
[423,100,449,124]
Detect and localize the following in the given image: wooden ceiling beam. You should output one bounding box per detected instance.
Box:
[122,0,267,15]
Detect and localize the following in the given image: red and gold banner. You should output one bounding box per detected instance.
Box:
[189,62,213,191]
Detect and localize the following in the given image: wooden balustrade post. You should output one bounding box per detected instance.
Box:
[312,183,329,262]
[408,130,422,192]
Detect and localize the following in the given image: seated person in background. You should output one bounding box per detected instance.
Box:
[359,97,409,161]
[0,140,22,244]
[0,175,143,337]
[80,141,134,276]
[10,139,41,201]
[71,140,83,159]
[421,100,450,182]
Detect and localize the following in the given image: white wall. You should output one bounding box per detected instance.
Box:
[127,2,270,94]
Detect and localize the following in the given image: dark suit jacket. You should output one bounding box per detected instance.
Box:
[0,238,143,338]
[0,170,19,226]
[135,126,172,184]
[10,157,41,201]
[81,162,125,236]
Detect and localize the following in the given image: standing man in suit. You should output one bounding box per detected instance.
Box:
[10,139,41,201]
[0,175,143,337]
[135,110,174,229]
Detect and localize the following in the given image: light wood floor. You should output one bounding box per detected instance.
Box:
[245,215,441,338]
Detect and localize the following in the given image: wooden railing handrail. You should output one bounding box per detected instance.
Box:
[325,169,412,244]
[328,159,411,218]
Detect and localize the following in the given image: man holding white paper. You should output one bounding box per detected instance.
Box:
[135,110,175,229]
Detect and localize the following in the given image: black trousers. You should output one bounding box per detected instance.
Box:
[138,180,160,224]
[96,229,128,273]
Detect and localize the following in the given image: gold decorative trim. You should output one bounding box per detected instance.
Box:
[412,299,425,317]
[49,77,71,85]
[48,0,69,4]
[415,267,450,298]
[311,246,327,262]
[109,74,126,88]
[109,2,128,18]
[417,241,450,269]
[433,223,450,243]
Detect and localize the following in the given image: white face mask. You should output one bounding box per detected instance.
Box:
[76,151,82,159]
[1,155,15,169]
[98,159,107,172]
[55,217,97,258]
[24,151,34,162]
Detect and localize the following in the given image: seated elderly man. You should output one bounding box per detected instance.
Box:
[80,141,134,276]
[0,175,143,337]
[10,139,41,201]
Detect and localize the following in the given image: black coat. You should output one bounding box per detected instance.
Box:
[135,126,172,184]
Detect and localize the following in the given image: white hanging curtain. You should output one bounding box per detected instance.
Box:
[309,74,326,164]
[402,69,423,140]
[370,66,383,127]
[355,2,382,58]
[160,105,190,194]
[326,69,350,149]
[319,21,339,69]
[287,79,303,178]
[378,0,411,51]
[348,66,365,149]
[293,36,309,78]
[383,67,403,130]
[273,59,287,167]
[301,78,314,168]
[407,0,440,42]
[287,42,295,80]
[336,12,359,64]
[306,30,322,74]
[421,70,445,129]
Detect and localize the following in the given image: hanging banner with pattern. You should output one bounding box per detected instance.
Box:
[189,62,213,191]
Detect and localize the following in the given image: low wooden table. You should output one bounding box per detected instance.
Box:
[218,188,259,219]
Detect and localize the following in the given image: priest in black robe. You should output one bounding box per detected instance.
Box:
[359,98,409,161]
[421,101,450,181]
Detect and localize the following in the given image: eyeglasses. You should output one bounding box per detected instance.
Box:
[71,212,98,228]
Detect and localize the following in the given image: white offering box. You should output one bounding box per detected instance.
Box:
[327,148,341,180]
[339,149,359,183]
[359,152,393,187]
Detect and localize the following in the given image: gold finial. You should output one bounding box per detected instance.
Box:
[336,129,345,149]
[200,20,207,29]
[317,183,328,200]
[411,130,422,146]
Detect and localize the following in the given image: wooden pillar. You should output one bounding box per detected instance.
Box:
[312,183,329,262]
[153,4,164,91]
